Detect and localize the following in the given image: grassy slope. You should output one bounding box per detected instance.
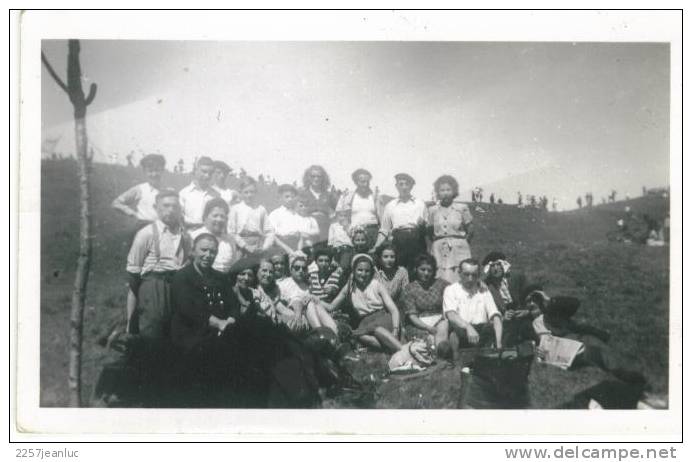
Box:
[39,159,670,407]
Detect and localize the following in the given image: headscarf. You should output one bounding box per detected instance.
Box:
[288,251,308,269]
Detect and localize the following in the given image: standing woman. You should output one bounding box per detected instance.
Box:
[374,243,409,303]
[228,176,272,256]
[336,168,383,250]
[428,175,474,283]
[301,165,338,246]
[189,197,238,275]
[326,254,402,353]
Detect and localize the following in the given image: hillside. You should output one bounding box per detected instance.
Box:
[38,159,670,407]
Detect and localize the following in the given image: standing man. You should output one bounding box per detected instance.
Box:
[376,173,428,274]
[443,259,503,354]
[336,168,384,251]
[179,156,220,230]
[125,189,190,338]
[212,160,239,206]
[112,153,166,229]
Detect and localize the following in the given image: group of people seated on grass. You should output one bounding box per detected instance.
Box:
[110,154,647,407]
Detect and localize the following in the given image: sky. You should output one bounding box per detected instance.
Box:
[41,40,670,209]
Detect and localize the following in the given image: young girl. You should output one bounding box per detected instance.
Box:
[277,253,338,335]
[328,205,354,271]
[227,177,271,256]
[374,244,409,302]
[326,254,402,353]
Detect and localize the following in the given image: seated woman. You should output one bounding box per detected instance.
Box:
[374,244,409,303]
[277,252,339,336]
[255,259,295,324]
[524,289,646,386]
[270,252,289,282]
[189,197,238,274]
[401,254,451,349]
[326,254,403,353]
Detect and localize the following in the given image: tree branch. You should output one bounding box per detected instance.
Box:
[41,51,69,94]
[85,83,97,106]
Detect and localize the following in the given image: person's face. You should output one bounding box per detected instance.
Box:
[352,233,368,250]
[354,261,373,285]
[459,263,480,290]
[380,249,397,269]
[337,211,350,225]
[271,256,287,279]
[416,262,434,284]
[316,255,331,274]
[525,298,543,319]
[395,178,413,197]
[257,262,275,286]
[236,269,255,289]
[355,174,370,190]
[156,196,181,225]
[241,184,257,204]
[280,191,296,209]
[437,183,455,202]
[309,169,324,189]
[193,238,218,270]
[195,164,215,188]
[290,259,308,282]
[295,200,308,216]
[212,168,227,188]
[488,261,505,280]
[144,165,163,186]
[204,207,227,235]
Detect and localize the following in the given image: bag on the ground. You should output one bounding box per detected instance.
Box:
[460,341,534,409]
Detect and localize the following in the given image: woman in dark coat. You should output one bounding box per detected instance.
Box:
[170,233,324,408]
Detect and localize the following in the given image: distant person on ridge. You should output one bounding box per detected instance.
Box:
[179,156,220,230]
[375,173,428,274]
[212,160,239,206]
[112,154,166,229]
[577,196,583,209]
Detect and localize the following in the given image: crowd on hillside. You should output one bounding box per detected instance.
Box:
[104,154,657,408]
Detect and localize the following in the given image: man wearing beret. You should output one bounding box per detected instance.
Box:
[112,153,167,228]
[375,173,428,274]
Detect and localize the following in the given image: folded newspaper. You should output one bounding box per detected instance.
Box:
[538,334,585,370]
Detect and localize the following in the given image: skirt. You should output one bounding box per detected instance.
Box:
[431,236,472,283]
[352,310,394,337]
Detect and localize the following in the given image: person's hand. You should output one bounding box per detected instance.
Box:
[514,309,530,319]
[466,325,480,344]
[504,310,515,321]
[536,346,547,360]
[427,325,438,335]
[325,286,337,296]
[392,326,401,340]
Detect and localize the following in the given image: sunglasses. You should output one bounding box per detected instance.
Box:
[292,265,307,271]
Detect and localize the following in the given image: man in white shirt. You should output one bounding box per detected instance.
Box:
[212,160,239,206]
[112,153,166,225]
[375,173,428,274]
[179,156,219,229]
[443,258,503,351]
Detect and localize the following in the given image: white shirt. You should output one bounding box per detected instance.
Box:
[228,201,270,236]
[126,220,187,274]
[179,182,219,226]
[113,182,160,222]
[328,222,353,247]
[442,282,501,325]
[214,186,238,206]
[189,226,238,274]
[268,206,319,238]
[351,193,379,226]
[278,277,310,304]
[381,196,428,233]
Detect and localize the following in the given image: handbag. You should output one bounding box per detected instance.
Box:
[460,341,534,409]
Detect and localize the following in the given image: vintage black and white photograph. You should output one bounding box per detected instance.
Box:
[14,10,681,436]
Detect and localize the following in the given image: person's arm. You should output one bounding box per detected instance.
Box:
[112,186,141,219]
[323,283,348,312]
[374,205,392,248]
[492,314,503,349]
[378,282,401,337]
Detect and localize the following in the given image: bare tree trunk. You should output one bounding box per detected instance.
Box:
[42,40,97,407]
